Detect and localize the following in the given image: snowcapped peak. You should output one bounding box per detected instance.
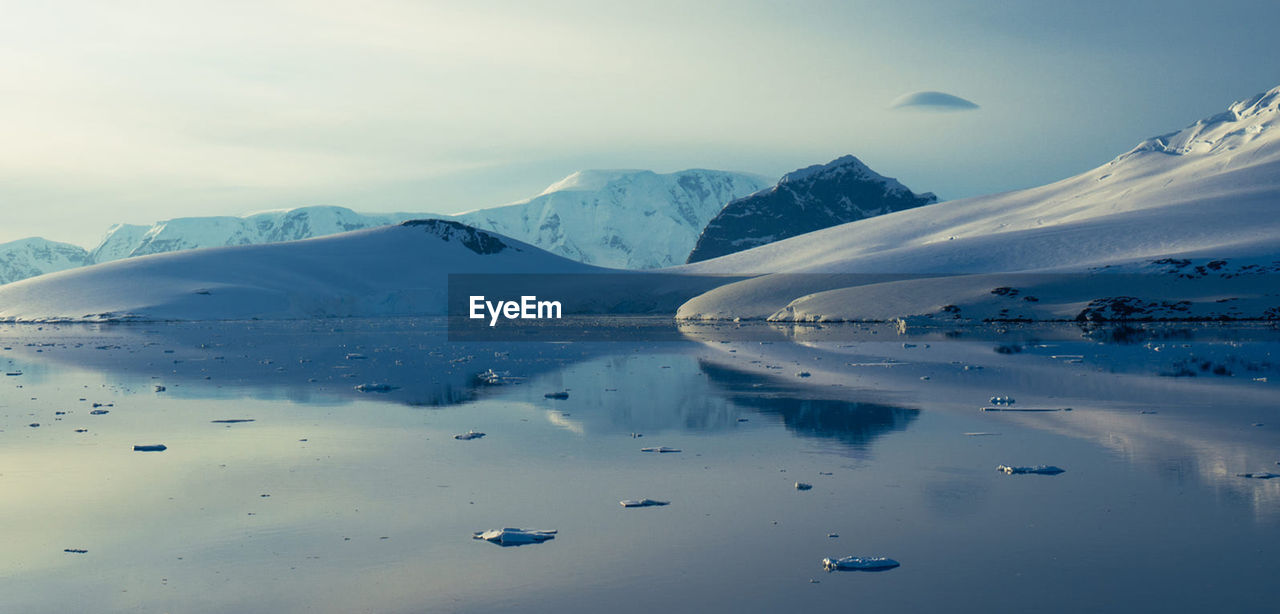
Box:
[1121,84,1279,159]
[539,169,655,195]
[779,155,875,184]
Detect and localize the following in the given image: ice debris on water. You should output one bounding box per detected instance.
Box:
[620,499,669,508]
[472,528,556,546]
[795,482,813,490]
[475,369,513,385]
[454,431,486,441]
[354,383,398,393]
[822,556,900,572]
[997,465,1065,475]
[133,444,167,452]
[1236,472,1279,480]
[989,395,1015,405]
[641,446,681,453]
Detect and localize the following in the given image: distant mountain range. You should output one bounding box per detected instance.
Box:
[0,169,770,285]
[0,238,93,285]
[687,155,936,263]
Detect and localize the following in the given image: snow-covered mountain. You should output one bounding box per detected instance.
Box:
[0,238,92,285]
[89,206,422,263]
[0,220,598,322]
[453,169,771,269]
[686,156,936,263]
[678,85,1280,322]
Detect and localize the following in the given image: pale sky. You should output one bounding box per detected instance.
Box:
[2,0,1279,247]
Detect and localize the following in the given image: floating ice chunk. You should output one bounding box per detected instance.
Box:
[544,391,569,400]
[822,556,900,571]
[475,369,508,385]
[1236,472,1279,479]
[133,444,167,452]
[354,383,398,393]
[997,465,1065,475]
[473,528,557,546]
[795,482,813,490]
[454,431,486,441]
[620,498,669,508]
[981,407,1071,412]
[640,446,681,453]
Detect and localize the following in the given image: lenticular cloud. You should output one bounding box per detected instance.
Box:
[890,91,980,111]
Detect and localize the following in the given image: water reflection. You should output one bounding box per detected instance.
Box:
[699,360,919,452]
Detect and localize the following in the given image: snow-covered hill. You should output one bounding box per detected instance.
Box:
[678,86,1280,322]
[686,156,936,263]
[0,238,92,285]
[89,206,422,263]
[0,220,598,322]
[453,169,770,269]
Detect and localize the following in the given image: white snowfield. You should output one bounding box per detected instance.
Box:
[678,86,1280,322]
[0,221,596,322]
[453,168,770,269]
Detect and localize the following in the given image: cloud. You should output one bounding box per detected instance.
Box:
[890,91,980,111]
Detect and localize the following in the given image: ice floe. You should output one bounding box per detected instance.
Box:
[822,556,900,571]
[997,465,1065,475]
[619,499,669,508]
[472,528,557,546]
[354,383,398,393]
[1236,472,1279,480]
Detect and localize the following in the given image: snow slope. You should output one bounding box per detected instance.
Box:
[0,220,598,322]
[686,155,936,263]
[453,169,771,269]
[678,86,1280,322]
[0,238,92,285]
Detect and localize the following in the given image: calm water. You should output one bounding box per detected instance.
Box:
[1,319,1277,613]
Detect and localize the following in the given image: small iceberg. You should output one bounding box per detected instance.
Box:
[354,383,398,393]
[454,431,486,441]
[620,499,669,508]
[822,556,900,572]
[641,446,681,453]
[133,444,167,452]
[997,465,1065,475]
[473,528,557,546]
